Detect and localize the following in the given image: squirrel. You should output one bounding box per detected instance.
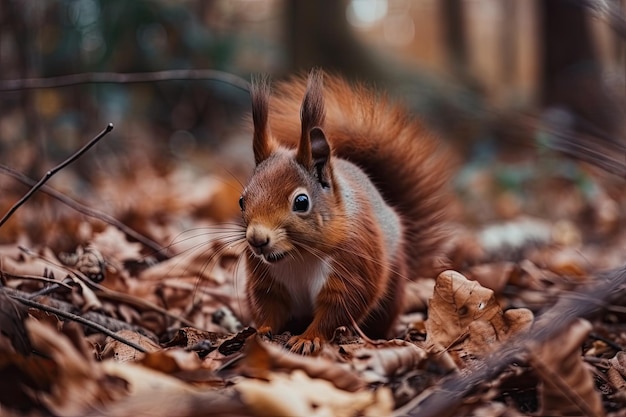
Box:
[239,69,451,354]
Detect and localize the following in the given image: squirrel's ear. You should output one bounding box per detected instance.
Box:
[297,69,326,169]
[309,127,332,187]
[251,76,275,165]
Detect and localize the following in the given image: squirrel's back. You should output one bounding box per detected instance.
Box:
[265,74,452,277]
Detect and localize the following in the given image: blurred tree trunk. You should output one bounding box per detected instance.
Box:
[284,0,382,81]
[540,0,621,142]
[0,0,44,176]
[441,0,468,80]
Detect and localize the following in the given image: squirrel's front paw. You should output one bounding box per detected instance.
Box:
[287,335,322,355]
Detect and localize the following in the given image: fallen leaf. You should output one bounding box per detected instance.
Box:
[25,319,128,416]
[101,330,161,362]
[425,270,533,358]
[532,318,604,417]
[349,340,428,384]
[238,337,365,392]
[236,370,392,417]
[465,262,516,293]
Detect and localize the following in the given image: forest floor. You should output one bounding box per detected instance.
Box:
[1,122,626,417]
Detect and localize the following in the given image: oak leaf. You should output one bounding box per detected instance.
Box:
[425,270,533,357]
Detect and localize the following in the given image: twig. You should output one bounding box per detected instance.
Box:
[1,272,74,290]
[0,163,170,259]
[14,246,194,327]
[2,286,152,336]
[5,289,149,353]
[0,69,250,92]
[0,123,114,228]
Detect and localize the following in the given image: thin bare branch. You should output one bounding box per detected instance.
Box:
[4,287,149,353]
[0,123,114,228]
[0,69,250,92]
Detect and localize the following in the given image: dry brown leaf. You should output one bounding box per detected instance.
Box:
[139,348,204,374]
[87,384,248,417]
[606,367,626,399]
[528,246,590,277]
[0,290,31,355]
[606,352,626,402]
[138,249,217,282]
[349,340,427,384]
[532,318,604,417]
[25,319,127,416]
[3,248,103,311]
[238,337,365,392]
[90,226,143,266]
[425,270,533,357]
[470,401,527,417]
[101,359,200,403]
[609,351,626,380]
[465,262,515,294]
[236,369,393,417]
[164,326,226,349]
[1,250,71,283]
[101,330,161,362]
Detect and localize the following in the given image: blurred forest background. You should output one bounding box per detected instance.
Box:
[1,0,625,246]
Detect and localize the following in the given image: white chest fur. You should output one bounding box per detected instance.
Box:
[269,254,330,316]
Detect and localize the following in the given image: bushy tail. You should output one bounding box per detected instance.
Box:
[265,71,454,278]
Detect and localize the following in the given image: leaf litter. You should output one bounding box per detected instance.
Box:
[1,136,626,416]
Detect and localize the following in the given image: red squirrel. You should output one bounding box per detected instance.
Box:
[240,69,451,354]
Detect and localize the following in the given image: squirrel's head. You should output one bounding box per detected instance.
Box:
[239,69,339,265]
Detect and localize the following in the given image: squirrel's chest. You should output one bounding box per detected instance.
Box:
[269,255,330,315]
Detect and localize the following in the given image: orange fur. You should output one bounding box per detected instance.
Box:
[241,70,452,354]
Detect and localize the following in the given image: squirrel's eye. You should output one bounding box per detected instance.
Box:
[292,194,310,212]
[238,196,245,211]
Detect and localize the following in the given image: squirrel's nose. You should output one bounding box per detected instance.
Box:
[246,226,271,248]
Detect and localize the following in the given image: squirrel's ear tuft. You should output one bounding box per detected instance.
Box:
[297,69,326,169]
[251,75,275,165]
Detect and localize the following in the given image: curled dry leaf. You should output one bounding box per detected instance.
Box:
[425,270,533,357]
[528,246,590,278]
[88,383,248,417]
[236,369,393,417]
[100,359,206,412]
[238,337,365,392]
[349,340,428,384]
[139,348,204,374]
[2,249,71,283]
[532,318,604,417]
